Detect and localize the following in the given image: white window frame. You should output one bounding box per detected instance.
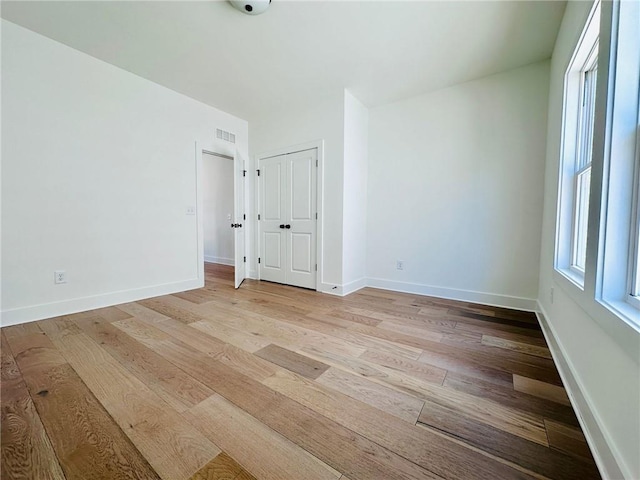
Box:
[625,129,640,310]
[570,163,591,274]
[594,0,640,327]
[570,54,598,275]
[554,0,640,359]
[555,1,600,287]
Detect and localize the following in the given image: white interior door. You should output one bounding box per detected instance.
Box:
[259,148,317,289]
[285,149,317,289]
[234,155,246,288]
[259,156,287,284]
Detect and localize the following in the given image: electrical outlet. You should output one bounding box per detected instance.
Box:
[396,260,404,270]
[54,270,66,284]
[550,287,554,304]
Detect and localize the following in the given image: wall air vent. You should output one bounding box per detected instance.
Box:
[216,128,236,144]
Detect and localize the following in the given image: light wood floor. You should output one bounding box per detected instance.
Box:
[1,263,600,480]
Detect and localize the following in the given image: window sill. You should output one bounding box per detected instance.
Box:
[556,266,586,290]
[598,297,640,332]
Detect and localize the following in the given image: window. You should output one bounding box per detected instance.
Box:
[627,139,640,309]
[555,0,640,340]
[571,51,598,273]
[555,2,600,286]
[596,0,640,325]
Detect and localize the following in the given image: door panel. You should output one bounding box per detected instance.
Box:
[259,148,317,289]
[263,162,282,220]
[259,156,287,284]
[291,158,312,220]
[290,233,312,273]
[264,233,283,269]
[286,149,317,289]
[234,154,245,288]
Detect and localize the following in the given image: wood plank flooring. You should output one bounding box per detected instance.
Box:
[1,263,601,479]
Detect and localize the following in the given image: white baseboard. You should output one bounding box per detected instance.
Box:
[316,277,535,310]
[536,302,627,480]
[342,277,367,296]
[365,277,537,311]
[204,256,234,266]
[0,278,203,327]
[318,282,343,295]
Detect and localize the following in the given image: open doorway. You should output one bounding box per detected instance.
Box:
[203,151,234,271]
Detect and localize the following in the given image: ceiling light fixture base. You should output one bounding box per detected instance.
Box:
[229,0,271,16]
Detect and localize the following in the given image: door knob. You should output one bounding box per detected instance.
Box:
[279,224,285,229]
[285,224,291,229]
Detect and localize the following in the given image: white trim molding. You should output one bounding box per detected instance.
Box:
[0,278,203,328]
[320,278,367,296]
[204,257,235,266]
[365,277,537,311]
[342,277,367,296]
[318,282,343,296]
[536,302,627,480]
[315,276,537,310]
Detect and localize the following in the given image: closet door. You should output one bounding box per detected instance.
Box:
[285,149,317,289]
[259,155,287,284]
[259,148,317,289]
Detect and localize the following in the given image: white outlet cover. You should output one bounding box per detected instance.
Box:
[54,270,66,284]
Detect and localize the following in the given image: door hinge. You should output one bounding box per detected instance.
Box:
[243,214,246,220]
[315,212,318,220]
[316,159,318,167]
[315,263,318,271]
[258,213,261,220]
[258,257,261,264]
[257,169,260,176]
[243,256,246,263]
[243,170,247,177]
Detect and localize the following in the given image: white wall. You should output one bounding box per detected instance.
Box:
[249,91,345,290]
[342,91,369,293]
[203,153,234,265]
[537,2,639,478]
[1,20,248,325]
[366,61,549,309]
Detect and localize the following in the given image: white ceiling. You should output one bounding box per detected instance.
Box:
[1,1,566,121]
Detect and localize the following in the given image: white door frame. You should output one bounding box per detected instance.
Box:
[195,140,246,287]
[255,139,324,291]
